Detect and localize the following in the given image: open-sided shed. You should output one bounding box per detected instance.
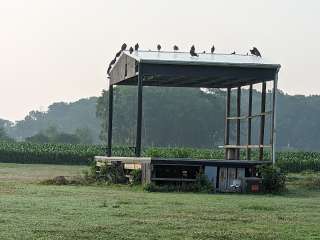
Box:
[100,49,281,192]
[107,50,280,162]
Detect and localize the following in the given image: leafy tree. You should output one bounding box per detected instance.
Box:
[25,133,50,143]
[0,127,13,142]
[75,128,93,144]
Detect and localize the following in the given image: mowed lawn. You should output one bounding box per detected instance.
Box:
[0,163,320,240]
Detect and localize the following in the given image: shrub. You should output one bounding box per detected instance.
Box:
[131,169,142,185]
[93,163,128,184]
[258,165,286,193]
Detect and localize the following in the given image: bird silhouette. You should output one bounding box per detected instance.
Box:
[250,47,261,57]
[134,43,139,51]
[157,44,161,51]
[107,65,112,74]
[121,43,127,51]
[110,58,116,66]
[190,45,199,57]
[115,50,122,58]
[211,45,215,54]
[129,47,134,54]
[202,51,206,54]
[173,45,179,51]
[231,51,236,55]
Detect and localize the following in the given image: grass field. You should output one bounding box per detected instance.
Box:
[0,163,320,240]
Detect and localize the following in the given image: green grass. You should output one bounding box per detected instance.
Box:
[1,163,320,239]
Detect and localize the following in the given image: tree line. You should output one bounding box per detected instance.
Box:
[1,86,320,151]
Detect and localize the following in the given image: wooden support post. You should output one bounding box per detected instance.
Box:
[135,68,143,157]
[259,82,267,160]
[224,88,231,159]
[107,84,114,157]
[271,71,279,165]
[246,84,253,160]
[236,87,241,159]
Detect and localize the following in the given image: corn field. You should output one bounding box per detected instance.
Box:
[0,141,320,172]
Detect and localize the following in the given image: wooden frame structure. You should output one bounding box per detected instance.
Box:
[106,50,280,163]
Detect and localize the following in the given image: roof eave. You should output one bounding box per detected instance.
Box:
[140,59,281,69]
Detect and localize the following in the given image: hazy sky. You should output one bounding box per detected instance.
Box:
[1,0,319,121]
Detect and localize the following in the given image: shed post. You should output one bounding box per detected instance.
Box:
[224,88,231,159]
[271,71,279,165]
[246,84,253,160]
[135,66,143,157]
[107,84,114,157]
[259,82,267,160]
[236,87,241,159]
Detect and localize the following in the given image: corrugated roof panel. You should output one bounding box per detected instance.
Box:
[124,50,280,68]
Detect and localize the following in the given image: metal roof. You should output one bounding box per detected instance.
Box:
[124,50,280,69]
[109,50,280,88]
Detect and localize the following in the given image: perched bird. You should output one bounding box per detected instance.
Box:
[173,45,179,51]
[134,43,139,51]
[211,45,215,54]
[231,51,236,55]
[110,58,116,66]
[107,66,112,74]
[129,46,134,54]
[250,47,261,57]
[190,45,199,57]
[115,50,122,58]
[202,51,206,54]
[121,43,127,51]
[157,44,161,51]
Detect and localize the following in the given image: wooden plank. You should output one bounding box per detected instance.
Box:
[124,163,141,170]
[226,111,272,120]
[247,84,253,160]
[135,68,143,157]
[259,82,267,160]
[224,88,231,159]
[236,87,241,159]
[219,167,228,191]
[151,178,196,182]
[224,144,272,149]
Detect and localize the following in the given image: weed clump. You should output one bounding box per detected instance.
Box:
[258,165,286,193]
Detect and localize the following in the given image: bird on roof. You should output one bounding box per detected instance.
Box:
[173,45,179,51]
[211,45,215,54]
[231,51,236,55]
[190,45,199,57]
[250,47,261,57]
[129,46,134,54]
[110,58,116,66]
[157,44,161,51]
[134,43,139,51]
[121,43,127,51]
[107,65,112,74]
[115,50,122,58]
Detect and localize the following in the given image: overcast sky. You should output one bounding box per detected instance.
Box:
[0,0,319,121]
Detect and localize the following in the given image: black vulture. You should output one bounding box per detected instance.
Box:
[190,45,199,57]
[211,45,215,54]
[121,43,127,51]
[134,43,139,51]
